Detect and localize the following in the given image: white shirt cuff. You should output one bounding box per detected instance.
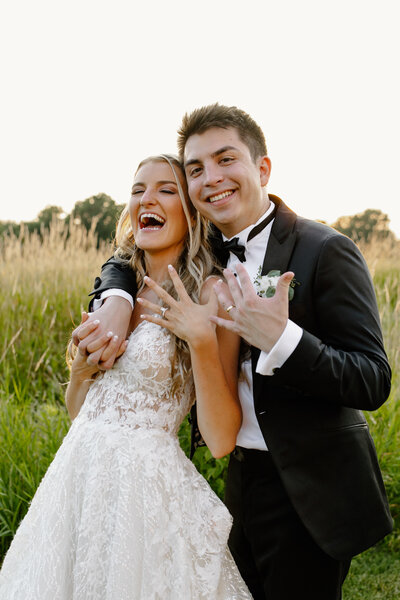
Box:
[256,320,303,376]
[92,289,134,311]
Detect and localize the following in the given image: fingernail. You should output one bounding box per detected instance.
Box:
[113,335,118,341]
[168,264,173,271]
[107,331,113,338]
[144,276,149,282]
[136,298,143,304]
[140,314,145,318]
[93,319,100,325]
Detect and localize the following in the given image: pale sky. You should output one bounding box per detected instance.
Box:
[1,0,399,237]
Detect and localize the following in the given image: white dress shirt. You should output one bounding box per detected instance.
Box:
[223,202,303,450]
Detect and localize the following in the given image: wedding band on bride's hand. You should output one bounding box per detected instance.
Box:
[160,306,169,319]
[225,305,235,313]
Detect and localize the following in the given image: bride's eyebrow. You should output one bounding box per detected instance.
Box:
[131,180,177,190]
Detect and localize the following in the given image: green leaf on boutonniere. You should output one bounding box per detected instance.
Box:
[267,270,281,277]
[254,267,300,301]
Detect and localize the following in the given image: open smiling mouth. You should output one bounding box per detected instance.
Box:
[139,213,166,230]
[208,190,234,203]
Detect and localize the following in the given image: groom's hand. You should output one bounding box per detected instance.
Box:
[210,263,294,353]
[72,296,132,369]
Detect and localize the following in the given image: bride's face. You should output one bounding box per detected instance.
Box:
[129,161,189,259]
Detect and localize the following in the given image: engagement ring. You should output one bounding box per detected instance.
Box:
[225,305,235,313]
[160,306,169,319]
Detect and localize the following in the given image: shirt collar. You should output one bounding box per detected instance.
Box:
[222,201,275,244]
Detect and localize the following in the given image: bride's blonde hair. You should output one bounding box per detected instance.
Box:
[114,154,217,393]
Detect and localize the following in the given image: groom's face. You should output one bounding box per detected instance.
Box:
[183,127,271,238]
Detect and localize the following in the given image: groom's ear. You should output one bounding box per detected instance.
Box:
[259,156,271,187]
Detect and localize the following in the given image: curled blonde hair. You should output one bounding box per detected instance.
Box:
[114,154,217,394]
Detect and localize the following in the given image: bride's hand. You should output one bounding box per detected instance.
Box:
[137,265,217,346]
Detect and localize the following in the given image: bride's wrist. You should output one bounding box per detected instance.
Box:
[188,327,217,351]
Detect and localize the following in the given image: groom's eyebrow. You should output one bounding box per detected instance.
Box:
[184,145,237,168]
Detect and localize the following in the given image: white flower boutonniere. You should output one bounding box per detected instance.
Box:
[254,267,299,301]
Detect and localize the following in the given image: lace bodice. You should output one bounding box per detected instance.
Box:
[77,321,194,435]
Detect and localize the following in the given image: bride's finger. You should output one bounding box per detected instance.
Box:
[140,312,174,332]
[136,297,168,315]
[167,265,190,301]
[143,276,177,307]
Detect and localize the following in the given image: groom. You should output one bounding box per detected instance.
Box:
[75,104,392,599]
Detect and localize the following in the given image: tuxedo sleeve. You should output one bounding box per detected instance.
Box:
[88,257,138,309]
[269,233,391,411]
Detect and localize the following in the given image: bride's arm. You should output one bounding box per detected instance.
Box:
[65,376,93,420]
[65,350,100,419]
[66,315,128,418]
[190,277,241,458]
[138,267,241,458]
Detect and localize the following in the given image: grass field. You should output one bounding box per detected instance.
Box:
[0,222,399,595]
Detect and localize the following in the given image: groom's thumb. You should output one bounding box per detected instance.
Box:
[275,272,294,300]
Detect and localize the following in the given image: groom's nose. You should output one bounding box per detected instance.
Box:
[203,163,224,187]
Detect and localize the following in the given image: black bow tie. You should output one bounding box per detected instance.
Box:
[212,205,277,264]
[218,237,246,262]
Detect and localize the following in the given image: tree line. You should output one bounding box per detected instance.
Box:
[0,194,397,246]
[0,194,125,245]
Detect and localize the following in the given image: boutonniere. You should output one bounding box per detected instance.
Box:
[254,267,299,301]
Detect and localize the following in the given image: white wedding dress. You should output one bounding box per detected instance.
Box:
[0,321,252,599]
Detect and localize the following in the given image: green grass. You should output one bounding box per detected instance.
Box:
[0,399,70,558]
[0,223,399,596]
[343,546,400,599]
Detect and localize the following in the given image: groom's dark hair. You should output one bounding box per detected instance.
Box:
[177,103,268,163]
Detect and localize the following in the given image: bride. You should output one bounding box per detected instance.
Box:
[0,154,252,599]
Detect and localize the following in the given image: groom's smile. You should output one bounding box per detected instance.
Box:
[208,190,235,203]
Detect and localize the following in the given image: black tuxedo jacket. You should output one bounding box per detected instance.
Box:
[90,195,393,560]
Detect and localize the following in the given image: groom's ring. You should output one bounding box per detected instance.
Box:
[160,306,169,319]
[225,305,235,313]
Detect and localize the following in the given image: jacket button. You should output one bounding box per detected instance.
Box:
[272,367,280,374]
[93,277,102,290]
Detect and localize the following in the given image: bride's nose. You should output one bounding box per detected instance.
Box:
[139,189,157,207]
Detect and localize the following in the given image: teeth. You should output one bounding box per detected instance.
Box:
[209,190,233,203]
[139,213,165,224]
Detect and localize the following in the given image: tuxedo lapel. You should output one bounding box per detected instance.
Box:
[252,196,298,382]
[261,195,297,276]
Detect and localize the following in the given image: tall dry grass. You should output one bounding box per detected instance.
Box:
[0,219,110,402]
